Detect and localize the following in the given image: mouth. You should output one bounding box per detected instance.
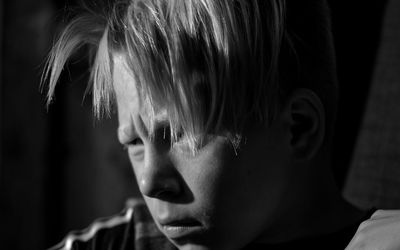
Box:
[159,218,205,240]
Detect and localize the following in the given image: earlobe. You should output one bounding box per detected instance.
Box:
[285,89,325,160]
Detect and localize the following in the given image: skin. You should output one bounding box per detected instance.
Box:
[113,54,365,250]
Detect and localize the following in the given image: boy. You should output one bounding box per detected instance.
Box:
[44,0,400,249]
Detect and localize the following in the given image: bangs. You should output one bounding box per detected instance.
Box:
[44,0,286,153]
[95,0,285,152]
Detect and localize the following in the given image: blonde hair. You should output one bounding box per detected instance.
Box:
[42,0,337,152]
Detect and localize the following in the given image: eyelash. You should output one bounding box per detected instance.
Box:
[122,127,186,151]
[122,138,143,151]
[131,138,143,145]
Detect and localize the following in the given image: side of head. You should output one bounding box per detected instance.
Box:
[43,0,338,248]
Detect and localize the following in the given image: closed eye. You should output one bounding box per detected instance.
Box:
[123,137,145,161]
[122,137,144,151]
[130,137,143,145]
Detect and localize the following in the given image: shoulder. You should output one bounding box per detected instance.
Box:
[48,199,175,250]
[345,209,400,250]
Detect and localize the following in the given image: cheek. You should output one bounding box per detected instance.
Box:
[127,155,143,184]
[186,138,290,246]
[175,144,263,248]
[178,140,246,223]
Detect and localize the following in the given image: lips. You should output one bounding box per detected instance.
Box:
[158,218,205,240]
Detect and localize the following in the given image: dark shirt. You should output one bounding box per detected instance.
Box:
[49,199,373,250]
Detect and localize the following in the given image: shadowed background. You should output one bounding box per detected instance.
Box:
[1,0,399,249]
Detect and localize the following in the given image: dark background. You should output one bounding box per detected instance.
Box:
[0,0,395,249]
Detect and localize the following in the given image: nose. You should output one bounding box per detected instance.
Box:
[138,145,182,200]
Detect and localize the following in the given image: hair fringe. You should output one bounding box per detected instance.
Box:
[42,0,336,154]
[41,12,107,110]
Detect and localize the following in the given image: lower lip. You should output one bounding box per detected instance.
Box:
[161,224,204,239]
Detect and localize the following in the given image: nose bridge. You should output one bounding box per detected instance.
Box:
[139,143,181,199]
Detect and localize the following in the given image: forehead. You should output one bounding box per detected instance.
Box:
[112,55,168,138]
[112,54,140,115]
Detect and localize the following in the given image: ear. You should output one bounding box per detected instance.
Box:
[283,89,325,160]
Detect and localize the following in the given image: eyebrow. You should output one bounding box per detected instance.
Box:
[117,113,169,144]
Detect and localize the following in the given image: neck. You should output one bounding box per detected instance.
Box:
[256,158,365,244]
[294,167,364,239]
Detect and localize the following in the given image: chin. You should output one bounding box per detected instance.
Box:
[170,238,241,250]
[173,244,226,250]
[175,244,210,250]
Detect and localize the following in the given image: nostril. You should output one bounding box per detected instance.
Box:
[139,171,181,199]
[140,144,182,200]
[153,187,176,199]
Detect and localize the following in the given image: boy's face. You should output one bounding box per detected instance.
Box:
[113,55,297,250]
